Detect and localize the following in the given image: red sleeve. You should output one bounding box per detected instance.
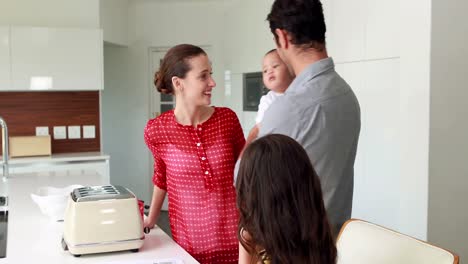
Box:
[144,120,167,191]
[228,109,246,160]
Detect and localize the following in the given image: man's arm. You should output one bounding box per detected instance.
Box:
[258,98,298,138]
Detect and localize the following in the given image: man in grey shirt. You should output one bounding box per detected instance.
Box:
[261,0,361,234]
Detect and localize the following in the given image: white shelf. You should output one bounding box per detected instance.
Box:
[0,152,110,182]
[0,152,108,165]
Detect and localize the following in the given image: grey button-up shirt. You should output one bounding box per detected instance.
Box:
[259,57,361,231]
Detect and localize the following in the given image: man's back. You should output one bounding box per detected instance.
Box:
[259,58,361,233]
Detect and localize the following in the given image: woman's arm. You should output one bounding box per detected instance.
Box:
[144,185,167,228]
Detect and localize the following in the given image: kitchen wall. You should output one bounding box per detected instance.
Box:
[0,92,101,154]
[399,0,431,241]
[223,0,274,134]
[428,0,468,258]
[326,0,403,235]
[102,44,144,199]
[100,0,129,46]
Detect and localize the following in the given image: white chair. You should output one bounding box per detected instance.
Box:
[336,219,459,264]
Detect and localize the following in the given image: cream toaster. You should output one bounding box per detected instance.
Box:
[61,185,144,257]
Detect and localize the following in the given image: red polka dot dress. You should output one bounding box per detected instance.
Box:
[144,107,245,263]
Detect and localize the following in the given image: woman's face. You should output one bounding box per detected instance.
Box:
[177,54,216,106]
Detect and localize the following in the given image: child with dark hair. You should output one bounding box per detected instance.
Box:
[236,134,336,263]
[245,49,294,146]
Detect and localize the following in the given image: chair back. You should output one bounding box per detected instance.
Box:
[336,219,459,264]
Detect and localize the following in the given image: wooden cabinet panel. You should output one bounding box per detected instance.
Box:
[0,91,100,154]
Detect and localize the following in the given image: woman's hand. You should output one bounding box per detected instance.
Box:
[144,215,157,229]
[144,185,167,229]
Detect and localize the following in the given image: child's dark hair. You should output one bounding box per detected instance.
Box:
[265,49,277,56]
[236,134,336,263]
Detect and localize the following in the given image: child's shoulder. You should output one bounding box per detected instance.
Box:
[260,91,283,105]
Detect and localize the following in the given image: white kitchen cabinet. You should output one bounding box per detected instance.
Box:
[326,0,399,62]
[0,27,10,90]
[327,0,366,63]
[365,0,399,59]
[9,26,103,91]
[352,59,401,231]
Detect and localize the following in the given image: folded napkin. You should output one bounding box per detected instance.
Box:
[31,185,83,221]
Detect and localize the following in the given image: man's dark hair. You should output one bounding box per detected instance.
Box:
[267,0,326,51]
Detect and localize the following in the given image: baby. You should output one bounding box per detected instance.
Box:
[246,49,295,144]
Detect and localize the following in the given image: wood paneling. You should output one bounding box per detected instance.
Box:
[0,91,100,155]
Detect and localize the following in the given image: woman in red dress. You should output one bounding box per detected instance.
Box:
[143,44,245,263]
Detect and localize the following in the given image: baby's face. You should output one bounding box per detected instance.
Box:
[262,51,293,93]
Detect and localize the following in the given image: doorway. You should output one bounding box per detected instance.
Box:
[149,47,174,120]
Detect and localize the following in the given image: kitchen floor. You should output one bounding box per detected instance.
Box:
[157,210,172,237]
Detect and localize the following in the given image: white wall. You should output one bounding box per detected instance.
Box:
[102,44,139,193]
[326,0,402,233]
[100,0,129,46]
[428,0,468,259]
[102,43,155,203]
[399,0,431,240]
[0,0,99,28]
[129,0,227,106]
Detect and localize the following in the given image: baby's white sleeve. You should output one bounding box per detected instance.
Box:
[255,94,270,124]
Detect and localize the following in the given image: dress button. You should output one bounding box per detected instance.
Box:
[197,143,201,147]
[201,157,206,161]
[205,171,209,175]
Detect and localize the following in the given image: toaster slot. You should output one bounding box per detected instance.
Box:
[71,185,134,202]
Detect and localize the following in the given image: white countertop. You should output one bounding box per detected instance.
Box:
[0,152,109,165]
[0,171,199,264]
